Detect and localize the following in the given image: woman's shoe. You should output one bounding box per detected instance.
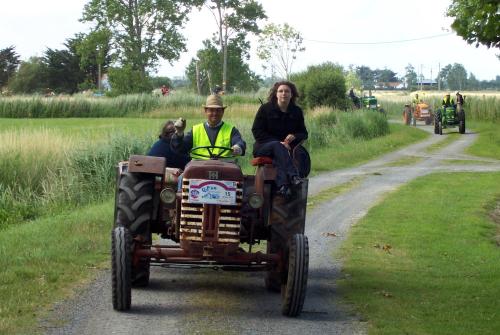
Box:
[291,176,303,186]
[277,185,291,197]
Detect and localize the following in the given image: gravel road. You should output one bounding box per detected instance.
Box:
[42,124,500,335]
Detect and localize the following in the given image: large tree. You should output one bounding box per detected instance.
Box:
[446,63,468,90]
[291,62,347,110]
[404,64,418,90]
[447,0,500,49]
[376,69,398,84]
[256,23,305,80]
[81,0,203,76]
[345,65,362,92]
[8,57,49,94]
[75,29,113,90]
[43,37,87,94]
[0,46,20,88]
[356,66,375,89]
[438,64,452,89]
[204,0,266,91]
[186,39,260,94]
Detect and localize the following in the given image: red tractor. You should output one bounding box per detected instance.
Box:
[112,146,309,316]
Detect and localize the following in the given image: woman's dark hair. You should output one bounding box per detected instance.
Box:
[159,120,176,139]
[267,81,299,105]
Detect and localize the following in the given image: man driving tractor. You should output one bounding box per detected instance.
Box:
[171,94,246,159]
[442,93,455,109]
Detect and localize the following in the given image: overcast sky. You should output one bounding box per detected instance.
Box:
[1,0,499,81]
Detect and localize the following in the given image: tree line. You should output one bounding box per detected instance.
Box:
[0,0,498,95]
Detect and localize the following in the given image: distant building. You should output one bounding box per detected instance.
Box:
[416,79,437,86]
[375,81,405,90]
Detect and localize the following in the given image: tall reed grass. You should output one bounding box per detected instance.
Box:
[0,91,266,119]
[0,109,389,228]
[378,91,500,122]
[0,129,153,228]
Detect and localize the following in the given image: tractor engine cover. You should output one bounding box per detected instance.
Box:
[179,160,244,258]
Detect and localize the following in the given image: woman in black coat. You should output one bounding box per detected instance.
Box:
[252,81,308,196]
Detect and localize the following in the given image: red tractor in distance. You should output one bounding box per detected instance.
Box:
[112,145,309,317]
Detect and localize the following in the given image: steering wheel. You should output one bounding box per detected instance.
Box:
[190,145,234,159]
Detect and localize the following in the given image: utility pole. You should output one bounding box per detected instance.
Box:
[438,62,441,91]
[420,64,423,91]
[195,61,201,95]
[430,68,433,90]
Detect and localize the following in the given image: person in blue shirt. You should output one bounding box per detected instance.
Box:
[148,120,191,169]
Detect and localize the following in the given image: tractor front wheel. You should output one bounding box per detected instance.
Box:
[281,234,309,317]
[112,227,132,311]
[115,172,154,286]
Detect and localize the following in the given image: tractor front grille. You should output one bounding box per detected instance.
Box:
[180,179,243,243]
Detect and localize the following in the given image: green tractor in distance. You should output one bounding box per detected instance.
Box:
[434,103,465,135]
[361,95,385,115]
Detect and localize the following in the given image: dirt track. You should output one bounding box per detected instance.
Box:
[42,124,500,335]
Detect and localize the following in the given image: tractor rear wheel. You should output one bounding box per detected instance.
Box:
[265,183,308,292]
[112,227,132,311]
[281,234,309,317]
[115,172,154,286]
[434,113,440,134]
[439,121,443,135]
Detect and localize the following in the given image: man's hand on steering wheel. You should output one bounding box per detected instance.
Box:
[190,145,234,159]
[231,144,242,156]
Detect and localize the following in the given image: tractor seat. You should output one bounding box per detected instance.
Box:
[251,157,273,166]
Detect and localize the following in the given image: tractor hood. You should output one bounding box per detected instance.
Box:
[183,160,243,181]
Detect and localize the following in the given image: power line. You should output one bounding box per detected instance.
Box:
[304,33,454,45]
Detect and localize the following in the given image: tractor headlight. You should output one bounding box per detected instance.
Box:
[377,104,381,108]
[248,193,264,209]
[160,187,176,204]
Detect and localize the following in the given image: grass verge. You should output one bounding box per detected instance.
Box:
[311,123,428,173]
[0,200,112,335]
[466,121,500,160]
[338,172,500,335]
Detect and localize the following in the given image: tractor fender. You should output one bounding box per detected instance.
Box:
[127,155,166,175]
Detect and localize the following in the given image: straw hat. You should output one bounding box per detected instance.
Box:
[204,94,226,109]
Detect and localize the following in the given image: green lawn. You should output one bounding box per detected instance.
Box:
[338,172,500,335]
[311,123,428,173]
[467,121,500,159]
[0,201,112,335]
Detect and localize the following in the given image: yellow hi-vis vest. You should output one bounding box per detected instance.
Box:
[191,122,234,159]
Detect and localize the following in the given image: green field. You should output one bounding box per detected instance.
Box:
[467,121,500,159]
[339,172,500,335]
[0,109,405,229]
[1,91,498,334]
